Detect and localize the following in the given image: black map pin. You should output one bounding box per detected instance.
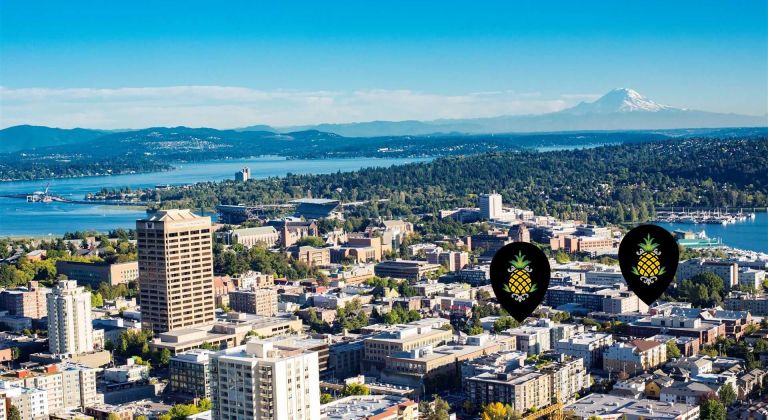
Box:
[619,224,679,305]
[490,242,550,322]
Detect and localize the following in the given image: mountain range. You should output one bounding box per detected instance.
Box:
[265,88,766,136]
[0,88,765,153]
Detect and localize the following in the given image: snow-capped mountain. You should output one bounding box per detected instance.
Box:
[269,88,766,136]
[562,88,672,114]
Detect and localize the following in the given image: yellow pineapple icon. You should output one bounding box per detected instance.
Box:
[503,251,537,302]
[632,234,666,285]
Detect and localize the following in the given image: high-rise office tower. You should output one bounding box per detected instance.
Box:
[211,340,320,420]
[137,209,215,335]
[47,280,93,355]
[479,192,503,220]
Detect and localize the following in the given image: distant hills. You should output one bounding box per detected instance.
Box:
[0,125,106,153]
[0,88,765,156]
[269,88,767,136]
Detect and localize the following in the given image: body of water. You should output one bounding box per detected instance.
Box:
[655,211,768,254]
[0,157,429,237]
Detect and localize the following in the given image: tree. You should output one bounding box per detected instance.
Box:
[295,236,326,247]
[107,414,120,420]
[90,292,104,308]
[666,341,682,359]
[467,324,485,336]
[158,348,172,367]
[700,398,726,420]
[341,383,370,397]
[420,395,450,420]
[10,347,20,362]
[320,393,333,404]
[554,251,570,264]
[718,383,736,407]
[8,405,20,420]
[493,316,519,333]
[480,402,520,420]
[197,398,212,411]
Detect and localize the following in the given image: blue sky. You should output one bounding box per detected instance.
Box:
[1,0,766,128]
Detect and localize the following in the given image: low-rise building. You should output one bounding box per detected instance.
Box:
[149,313,303,354]
[169,349,215,399]
[374,260,442,281]
[320,395,418,420]
[507,326,552,355]
[103,358,149,383]
[0,363,102,413]
[220,226,279,248]
[54,261,139,288]
[363,324,452,369]
[228,288,278,316]
[567,393,700,420]
[628,315,725,346]
[291,246,331,267]
[660,381,719,406]
[603,340,667,375]
[676,258,738,288]
[0,281,49,319]
[425,249,468,272]
[555,332,613,369]
[0,381,48,420]
[380,334,516,389]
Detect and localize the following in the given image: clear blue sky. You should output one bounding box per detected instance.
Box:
[1,0,766,128]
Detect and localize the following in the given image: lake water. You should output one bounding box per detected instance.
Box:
[655,211,768,254]
[0,157,429,237]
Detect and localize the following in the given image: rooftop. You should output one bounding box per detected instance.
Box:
[321,395,415,420]
[144,209,201,222]
[568,394,697,419]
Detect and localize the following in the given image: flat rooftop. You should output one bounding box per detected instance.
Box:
[321,395,413,420]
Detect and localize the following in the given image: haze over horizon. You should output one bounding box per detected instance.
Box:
[1,1,766,129]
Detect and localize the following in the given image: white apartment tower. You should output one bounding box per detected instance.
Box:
[47,280,93,355]
[210,340,320,420]
[479,192,503,220]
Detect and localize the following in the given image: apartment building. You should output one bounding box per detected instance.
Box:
[363,325,452,368]
[555,333,614,369]
[0,381,47,420]
[467,370,550,414]
[676,258,739,288]
[2,364,102,413]
[137,209,215,335]
[47,280,93,355]
[0,281,49,319]
[604,339,668,375]
[169,349,215,399]
[425,248,469,272]
[210,340,320,420]
[229,288,278,316]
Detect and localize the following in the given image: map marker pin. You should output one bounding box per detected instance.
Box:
[619,224,679,306]
[490,242,550,322]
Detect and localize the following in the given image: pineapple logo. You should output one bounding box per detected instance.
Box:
[502,252,537,302]
[631,234,667,285]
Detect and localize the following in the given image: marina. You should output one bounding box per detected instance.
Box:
[654,208,758,225]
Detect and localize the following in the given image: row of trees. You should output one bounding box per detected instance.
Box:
[148,136,767,224]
